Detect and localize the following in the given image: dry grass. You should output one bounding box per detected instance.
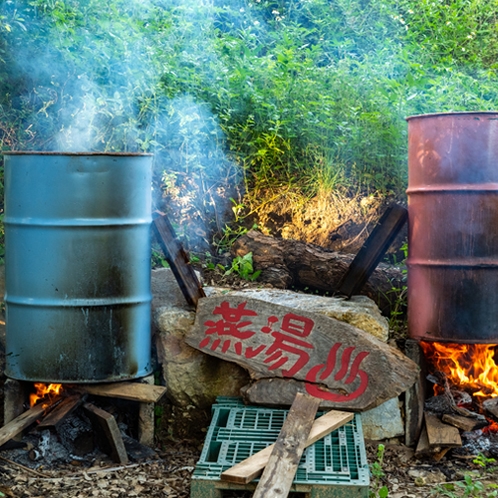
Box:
[246,187,402,254]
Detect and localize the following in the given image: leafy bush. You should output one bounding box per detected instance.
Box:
[1,0,498,251]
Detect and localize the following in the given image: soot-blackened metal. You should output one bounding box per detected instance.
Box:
[3,152,153,382]
[407,112,498,344]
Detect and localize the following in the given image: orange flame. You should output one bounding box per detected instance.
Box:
[483,420,498,434]
[29,383,63,407]
[421,342,498,399]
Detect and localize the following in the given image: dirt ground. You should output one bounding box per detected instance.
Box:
[1,433,497,497]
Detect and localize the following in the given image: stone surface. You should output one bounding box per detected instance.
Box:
[138,374,155,447]
[152,269,249,409]
[206,288,389,342]
[361,397,404,440]
[3,379,28,425]
[407,468,447,485]
[152,266,196,311]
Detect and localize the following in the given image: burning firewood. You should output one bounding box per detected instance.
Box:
[482,398,498,420]
[0,395,62,448]
[441,413,488,433]
[37,394,86,430]
[415,340,498,460]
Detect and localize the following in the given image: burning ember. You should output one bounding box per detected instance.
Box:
[421,342,498,399]
[29,383,63,407]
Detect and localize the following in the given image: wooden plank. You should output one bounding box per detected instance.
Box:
[338,203,407,297]
[404,340,426,447]
[425,413,462,448]
[416,420,456,461]
[442,413,487,433]
[0,403,46,447]
[83,403,128,464]
[152,211,206,308]
[221,407,353,484]
[415,424,431,455]
[432,447,452,462]
[252,393,321,498]
[37,394,84,430]
[79,382,166,403]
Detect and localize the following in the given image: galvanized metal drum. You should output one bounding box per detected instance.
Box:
[4,152,153,382]
[407,112,498,343]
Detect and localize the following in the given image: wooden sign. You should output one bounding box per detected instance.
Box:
[185,296,419,411]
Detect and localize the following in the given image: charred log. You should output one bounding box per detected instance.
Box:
[56,413,94,457]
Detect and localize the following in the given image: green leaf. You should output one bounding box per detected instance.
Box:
[378,486,389,498]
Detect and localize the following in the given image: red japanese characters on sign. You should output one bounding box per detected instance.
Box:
[305,343,369,402]
[198,300,370,402]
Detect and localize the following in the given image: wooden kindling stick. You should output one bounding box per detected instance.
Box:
[251,393,320,498]
[152,211,205,308]
[0,397,62,448]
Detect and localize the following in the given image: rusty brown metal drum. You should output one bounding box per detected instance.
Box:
[407,112,498,343]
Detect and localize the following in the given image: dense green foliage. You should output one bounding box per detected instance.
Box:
[1,0,498,240]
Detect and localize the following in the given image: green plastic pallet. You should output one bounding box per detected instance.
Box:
[191,397,369,498]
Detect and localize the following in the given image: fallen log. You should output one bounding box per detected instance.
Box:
[231,230,405,315]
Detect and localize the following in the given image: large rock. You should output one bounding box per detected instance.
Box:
[206,288,389,342]
[361,397,405,440]
[153,269,392,410]
[152,269,250,409]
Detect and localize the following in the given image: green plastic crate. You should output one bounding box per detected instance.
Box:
[191,397,369,498]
